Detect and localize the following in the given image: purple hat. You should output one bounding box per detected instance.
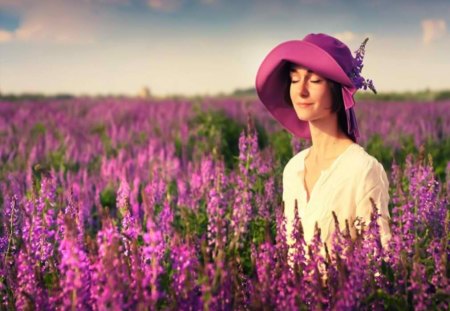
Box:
[255,33,376,141]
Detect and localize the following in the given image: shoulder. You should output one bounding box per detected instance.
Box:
[347,144,389,198]
[283,147,310,179]
[345,144,387,180]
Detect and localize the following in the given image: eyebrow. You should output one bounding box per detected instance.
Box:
[289,67,314,74]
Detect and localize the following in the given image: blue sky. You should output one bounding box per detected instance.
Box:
[0,0,449,96]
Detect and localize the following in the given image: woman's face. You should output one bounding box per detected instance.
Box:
[289,64,334,122]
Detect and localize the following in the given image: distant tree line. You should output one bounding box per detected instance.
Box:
[1,88,450,102]
[231,87,450,102]
[0,93,75,102]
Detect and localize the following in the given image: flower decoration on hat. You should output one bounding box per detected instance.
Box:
[349,37,377,94]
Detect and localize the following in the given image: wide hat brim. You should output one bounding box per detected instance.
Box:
[255,40,358,140]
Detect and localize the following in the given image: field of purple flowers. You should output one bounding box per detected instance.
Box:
[0,98,449,310]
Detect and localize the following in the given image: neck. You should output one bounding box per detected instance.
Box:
[308,114,353,160]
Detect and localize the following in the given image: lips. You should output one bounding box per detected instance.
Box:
[295,102,313,107]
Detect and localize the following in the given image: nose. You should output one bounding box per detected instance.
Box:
[296,80,309,98]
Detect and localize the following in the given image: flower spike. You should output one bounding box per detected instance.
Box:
[349,37,377,94]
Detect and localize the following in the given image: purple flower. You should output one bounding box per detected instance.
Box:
[56,214,92,309]
[40,174,57,203]
[255,176,275,220]
[2,194,20,255]
[349,37,377,94]
[301,223,328,308]
[170,238,201,308]
[143,173,166,218]
[408,262,430,311]
[116,177,130,211]
[141,216,165,305]
[427,238,448,291]
[206,183,227,256]
[290,200,307,281]
[90,218,131,309]
[15,245,49,310]
[271,204,297,309]
[0,236,7,254]
[252,242,277,307]
[158,199,173,237]
[22,194,55,268]
[200,261,232,310]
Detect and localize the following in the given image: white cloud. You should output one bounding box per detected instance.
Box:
[146,0,217,11]
[147,0,185,12]
[332,31,375,50]
[16,3,97,44]
[0,29,14,42]
[421,19,447,45]
[87,0,131,4]
[333,31,357,42]
[198,0,218,5]
[0,0,29,10]
[0,0,123,45]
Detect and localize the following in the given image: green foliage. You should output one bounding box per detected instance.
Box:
[90,122,118,158]
[174,135,183,160]
[239,235,255,277]
[249,217,272,246]
[184,107,270,171]
[85,204,101,238]
[132,131,148,146]
[363,288,408,310]
[254,121,269,152]
[31,163,48,192]
[26,124,81,176]
[167,179,178,199]
[268,130,294,167]
[153,203,164,218]
[365,134,450,182]
[100,184,117,217]
[186,108,244,170]
[43,271,59,290]
[87,155,102,174]
[173,200,208,239]
[136,234,144,247]
[157,248,174,309]
[365,134,394,170]
[434,90,450,101]
[28,145,80,188]
[137,183,144,206]
[31,122,47,140]
[47,145,79,173]
[420,137,450,181]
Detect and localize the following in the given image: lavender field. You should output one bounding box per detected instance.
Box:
[0,98,449,310]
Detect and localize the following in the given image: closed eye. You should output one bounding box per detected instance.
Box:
[290,80,321,84]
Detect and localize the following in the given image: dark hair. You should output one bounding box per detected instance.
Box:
[283,62,355,142]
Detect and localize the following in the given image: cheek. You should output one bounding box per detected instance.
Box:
[289,85,295,102]
[318,87,333,109]
[322,95,333,109]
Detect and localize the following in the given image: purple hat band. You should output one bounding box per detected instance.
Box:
[255,33,372,142]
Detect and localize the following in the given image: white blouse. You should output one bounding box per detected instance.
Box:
[282,143,392,263]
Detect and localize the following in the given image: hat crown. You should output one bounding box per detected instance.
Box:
[302,33,354,75]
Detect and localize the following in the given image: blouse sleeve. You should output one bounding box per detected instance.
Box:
[354,160,392,250]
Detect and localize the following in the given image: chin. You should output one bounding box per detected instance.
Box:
[294,111,315,122]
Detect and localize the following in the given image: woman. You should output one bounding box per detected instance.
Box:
[255,33,392,264]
